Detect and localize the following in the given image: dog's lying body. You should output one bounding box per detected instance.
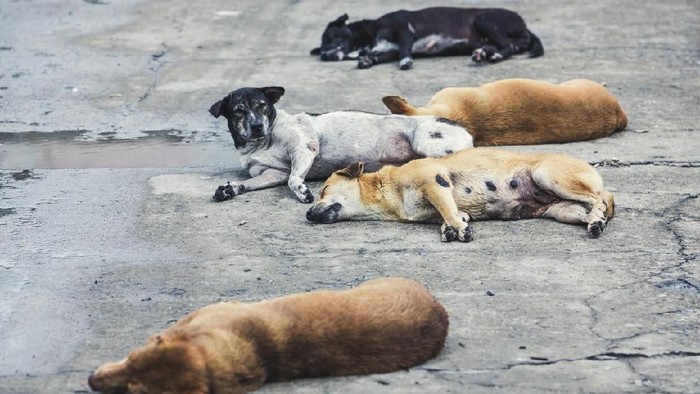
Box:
[88,278,449,394]
[383,78,628,145]
[311,7,543,70]
[209,87,473,203]
[307,148,615,242]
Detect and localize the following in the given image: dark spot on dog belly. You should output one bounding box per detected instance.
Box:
[485,181,497,191]
[487,172,560,220]
[436,174,450,188]
[430,131,443,138]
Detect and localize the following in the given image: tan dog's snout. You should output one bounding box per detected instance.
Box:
[306,202,342,224]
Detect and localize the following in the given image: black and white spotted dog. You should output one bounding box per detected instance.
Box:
[310,7,544,70]
[209,87,473,203]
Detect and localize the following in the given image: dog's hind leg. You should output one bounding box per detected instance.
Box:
[420,174,473,242]
[532,158,613,237]
[358,49,400,69]
[471,10,527,63]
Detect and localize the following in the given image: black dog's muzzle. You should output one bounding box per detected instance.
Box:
[306,203,342,224]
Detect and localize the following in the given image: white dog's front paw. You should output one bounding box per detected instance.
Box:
[213,182,245,202]
[289,179,314,203]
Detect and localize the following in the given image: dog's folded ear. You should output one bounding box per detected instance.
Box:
[310,47,321,56]
[330,13,349,26]
[209,95,230,118]
[260,87,285,105]
[337,162,365,178]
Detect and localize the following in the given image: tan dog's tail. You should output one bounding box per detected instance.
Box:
[382,96,418,115]
[600,190,615,220]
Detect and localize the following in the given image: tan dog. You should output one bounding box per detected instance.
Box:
[382,78,628,146]
[88,278,448,394]
[306,148,615,241]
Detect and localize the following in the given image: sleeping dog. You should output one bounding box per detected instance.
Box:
[209,87,473,203]
[88,278,449,394]
[310,7,544,70]
[383,78,628,145]
[306,148,615,241]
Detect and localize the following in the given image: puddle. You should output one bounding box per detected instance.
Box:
[0,134,241,169]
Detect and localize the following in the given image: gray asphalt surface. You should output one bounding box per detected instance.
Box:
[1,0,699,393]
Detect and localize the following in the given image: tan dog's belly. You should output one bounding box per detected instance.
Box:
[88,277,448,394]
[383,78,628,145]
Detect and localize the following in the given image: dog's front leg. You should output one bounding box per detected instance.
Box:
[287,144,319,203]
[213,169,288,202]
[422,175,473,242]
[396,28,415,70]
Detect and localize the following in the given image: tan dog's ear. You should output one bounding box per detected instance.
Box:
[381,96,410,114]
[337,162,364,178]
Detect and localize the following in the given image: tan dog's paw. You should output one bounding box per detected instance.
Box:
[587,220,605,238]
[440,222,473,242]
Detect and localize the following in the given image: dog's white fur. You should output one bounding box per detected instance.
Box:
[227,109,473,202]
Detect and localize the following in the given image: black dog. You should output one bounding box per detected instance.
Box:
[310,7,544,70]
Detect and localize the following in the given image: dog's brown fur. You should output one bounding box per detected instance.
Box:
[307,148,615,241]
[382,78,628,146]
[88,278,448,394]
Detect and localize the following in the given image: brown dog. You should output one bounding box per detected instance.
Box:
[306,148,615,241]
[88,278,448,394]
[382,78,628,146]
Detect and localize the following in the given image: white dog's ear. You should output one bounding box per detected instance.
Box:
[337,162,364,178]
[209,95,230,118]
[260,87,285,104]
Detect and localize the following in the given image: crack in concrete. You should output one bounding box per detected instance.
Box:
[655,194,698,278]
[123,43,171,114]
[415,350,700,375]
[589,159,700,168]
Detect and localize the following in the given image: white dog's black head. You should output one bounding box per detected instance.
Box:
[310,14,364,61]
[209,87,285,149]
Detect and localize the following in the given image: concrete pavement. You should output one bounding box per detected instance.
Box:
[1,0,699,393]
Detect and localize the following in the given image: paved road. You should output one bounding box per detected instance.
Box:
[1,0,699,393]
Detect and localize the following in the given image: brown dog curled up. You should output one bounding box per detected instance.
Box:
[88,277,449,394]
[382,78,628,146]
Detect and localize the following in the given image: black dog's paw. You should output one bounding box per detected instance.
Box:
[357,55,374,69]
[471,48,486,63]
[399,57,413,70]
[588,221,605,238]
[489,53,504,63]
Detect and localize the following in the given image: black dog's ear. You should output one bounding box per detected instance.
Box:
[337,162,364,178]
[209,95,230,118]
[310,47,321,56]
[260,87,285,104]
[330,13,349,26]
